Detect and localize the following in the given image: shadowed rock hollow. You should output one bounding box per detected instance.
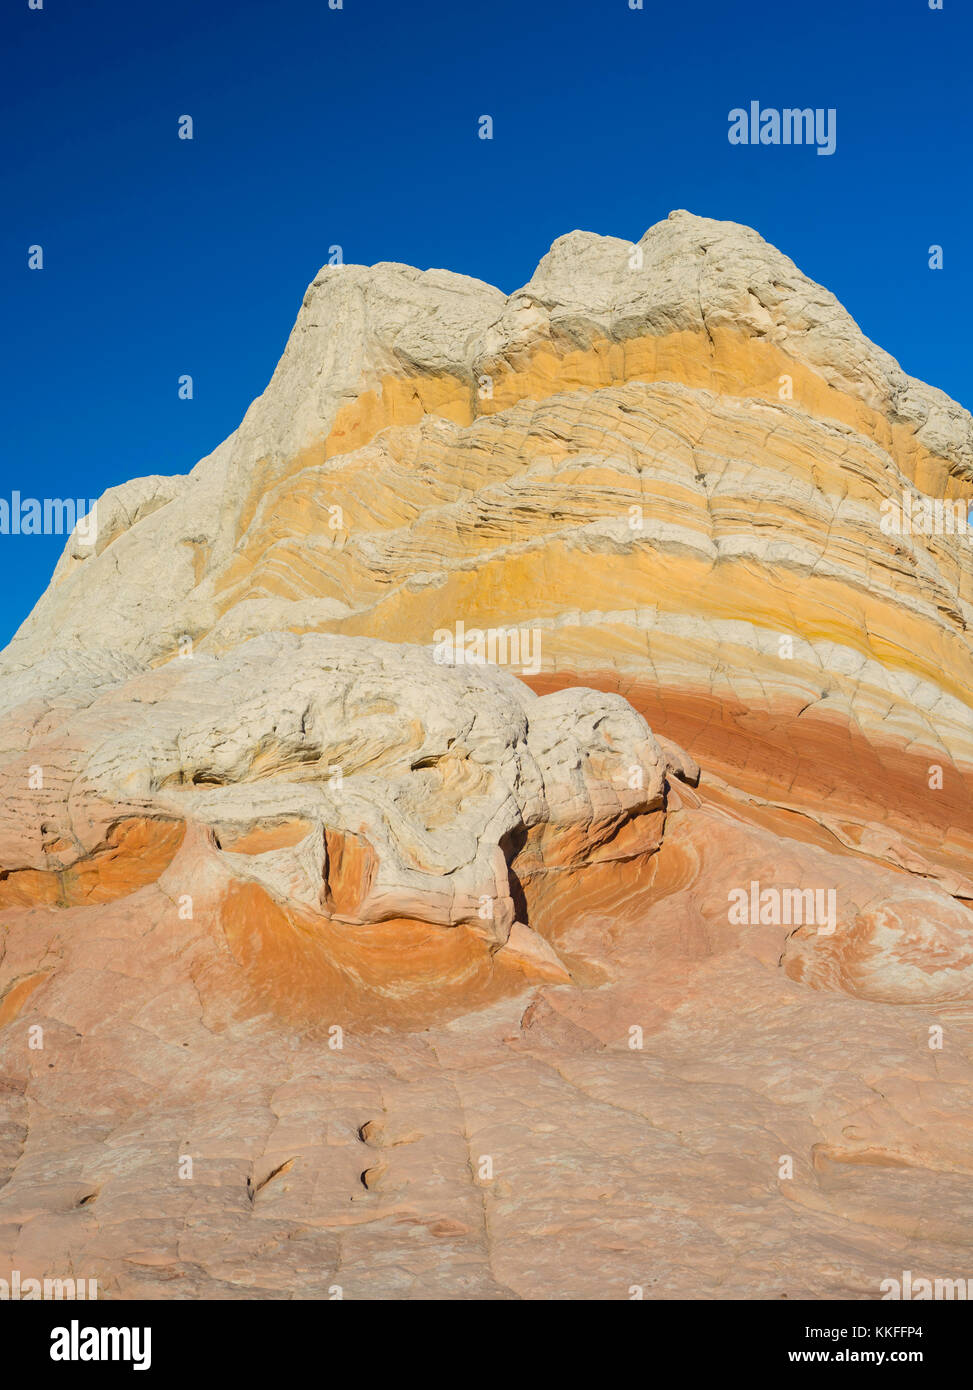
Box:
[1,212,971,1300]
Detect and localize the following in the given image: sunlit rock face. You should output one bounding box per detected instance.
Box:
[0,632,692,1010]
[1,213,972,1300]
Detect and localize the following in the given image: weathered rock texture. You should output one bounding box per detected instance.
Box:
[1,212,971,1299]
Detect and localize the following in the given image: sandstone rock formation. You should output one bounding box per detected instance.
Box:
[0,633,694,1009]
[1,212,971,1299]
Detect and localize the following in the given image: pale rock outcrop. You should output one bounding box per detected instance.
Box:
[1,213,972,1301]
[8,215,971,742]
[0,632,692,949]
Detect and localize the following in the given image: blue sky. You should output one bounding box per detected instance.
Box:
[2,0,969,646]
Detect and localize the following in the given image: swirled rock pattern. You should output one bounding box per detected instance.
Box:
[1,212,971,1300]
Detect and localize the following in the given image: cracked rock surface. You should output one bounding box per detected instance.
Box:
[1,212,972,1299]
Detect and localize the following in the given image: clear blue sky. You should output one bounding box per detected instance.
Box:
[2,0,969,646]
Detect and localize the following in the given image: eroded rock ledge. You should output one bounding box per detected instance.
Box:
[1,212,972,1300]
[0,633,697,1016]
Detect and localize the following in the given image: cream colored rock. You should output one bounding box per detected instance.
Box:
[6,212,971,738]
[2,213,973,1303]
[484,212,973,478]
[0,631,689,943]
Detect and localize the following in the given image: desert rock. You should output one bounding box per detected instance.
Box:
[1,213,971,1299]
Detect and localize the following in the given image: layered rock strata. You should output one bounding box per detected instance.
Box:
[1,212,971,1299]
